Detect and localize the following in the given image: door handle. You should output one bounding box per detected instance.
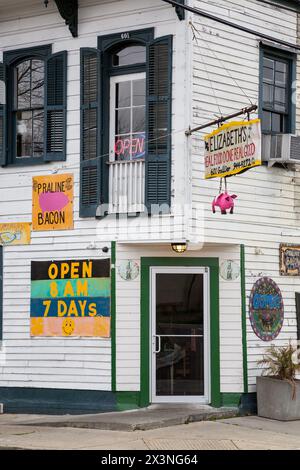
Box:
[154,335,161,354]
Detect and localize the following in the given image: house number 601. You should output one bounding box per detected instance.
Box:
[121,33,130,39]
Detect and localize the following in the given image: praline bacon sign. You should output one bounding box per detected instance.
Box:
[30,259,111,337]
[32,174,73,231]
[204,119,261,179]
[249,277,284,342]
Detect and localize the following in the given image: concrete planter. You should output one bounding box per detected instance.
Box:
[257,376,300,421]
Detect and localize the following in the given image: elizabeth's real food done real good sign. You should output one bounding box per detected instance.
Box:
[204,119,262,179]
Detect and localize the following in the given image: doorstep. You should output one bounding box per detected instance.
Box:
[14,405,240,432]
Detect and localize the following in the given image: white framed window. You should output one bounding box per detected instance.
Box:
[109,72,146,162]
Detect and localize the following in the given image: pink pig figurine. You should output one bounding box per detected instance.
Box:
[212,192,237,215]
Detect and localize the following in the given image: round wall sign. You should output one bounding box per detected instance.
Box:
[220,260,240,281]
[118,260,140,281]
[249,277,284,342]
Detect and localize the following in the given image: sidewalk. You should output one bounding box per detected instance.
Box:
[1,414,300,450]
[0,405,239,432]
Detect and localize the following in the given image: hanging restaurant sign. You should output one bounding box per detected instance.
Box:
[32,174,74,231]
[280,244,300,276]
[30,259,111,338]
[204,119,261,179]
[0,222,31,246]
[249,277,284,342]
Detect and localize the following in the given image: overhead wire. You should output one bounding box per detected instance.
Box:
[189,20,255,108]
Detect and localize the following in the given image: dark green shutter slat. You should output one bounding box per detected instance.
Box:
[145,36,172,212]
[0,62,6,166]
[44,51,67,162]
[80,48,101,218]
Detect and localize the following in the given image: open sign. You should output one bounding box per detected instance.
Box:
[114,133,145,160]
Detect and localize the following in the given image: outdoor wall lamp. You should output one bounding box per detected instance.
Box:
[171,243,187,254]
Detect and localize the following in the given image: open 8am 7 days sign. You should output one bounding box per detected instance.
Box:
[204,119,262,179]
[30,259,111,338]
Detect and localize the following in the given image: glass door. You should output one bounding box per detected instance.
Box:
[151,267,210,404]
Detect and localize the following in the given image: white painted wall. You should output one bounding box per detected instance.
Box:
[0,0,188,391]
[191,0,300,391]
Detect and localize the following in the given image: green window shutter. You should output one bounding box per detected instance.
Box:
[80,48,102,218]
[0,62,6,166]
[145,36,173,213]
[44,51,67,162]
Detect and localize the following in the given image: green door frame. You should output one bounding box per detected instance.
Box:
[140,257,221,408]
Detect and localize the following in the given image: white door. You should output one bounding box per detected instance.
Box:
[151,267,210,404]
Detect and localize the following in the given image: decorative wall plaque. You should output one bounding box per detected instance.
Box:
[249,277,284,342]
[118,260,139,281]
[220,260,240,281]
[280,244,300,276]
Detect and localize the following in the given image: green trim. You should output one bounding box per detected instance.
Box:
[140,257,221,408]
[116,392,141,411]
[0,387,116,414]
[221,393,242,408]
[240,245,248,394]
[111,241,116,392]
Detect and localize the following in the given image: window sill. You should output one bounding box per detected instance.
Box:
[5,158,47,167]
[107,159,145,165]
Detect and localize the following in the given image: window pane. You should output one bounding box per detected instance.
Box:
[133,79,146,106]
[15,58,45,159]
[263,58,274,83]
[16,60,31,109]
[274,86,286,105]
[33,110,44,157]
[263,84,274,105]
[264,57,274,70]
[262,110,271,132]
[116,108,131,134]
[114,134,131,160]
[131,132,145,159]
[276,60,287,73]
[275,71,286,86]
[272,113,281,133]
[116,81,131,108]
[31,60,44,107]
[113,45,146,67]
[132,107,145,133]
[274,87,287,112]
[16,110,32,157]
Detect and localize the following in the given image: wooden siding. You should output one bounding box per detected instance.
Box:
[191,0,299,391]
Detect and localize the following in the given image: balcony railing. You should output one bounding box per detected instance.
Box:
[108,159,145,214]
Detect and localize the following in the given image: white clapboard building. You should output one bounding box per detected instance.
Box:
[0,0,299,413]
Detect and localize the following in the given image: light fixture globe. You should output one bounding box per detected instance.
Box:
[171,243,187,254]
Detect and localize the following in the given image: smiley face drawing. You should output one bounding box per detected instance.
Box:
[62,318,75,336]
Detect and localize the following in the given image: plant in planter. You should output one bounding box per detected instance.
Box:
[257,344,300,421]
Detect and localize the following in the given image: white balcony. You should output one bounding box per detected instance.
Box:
[108,159,145,214]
